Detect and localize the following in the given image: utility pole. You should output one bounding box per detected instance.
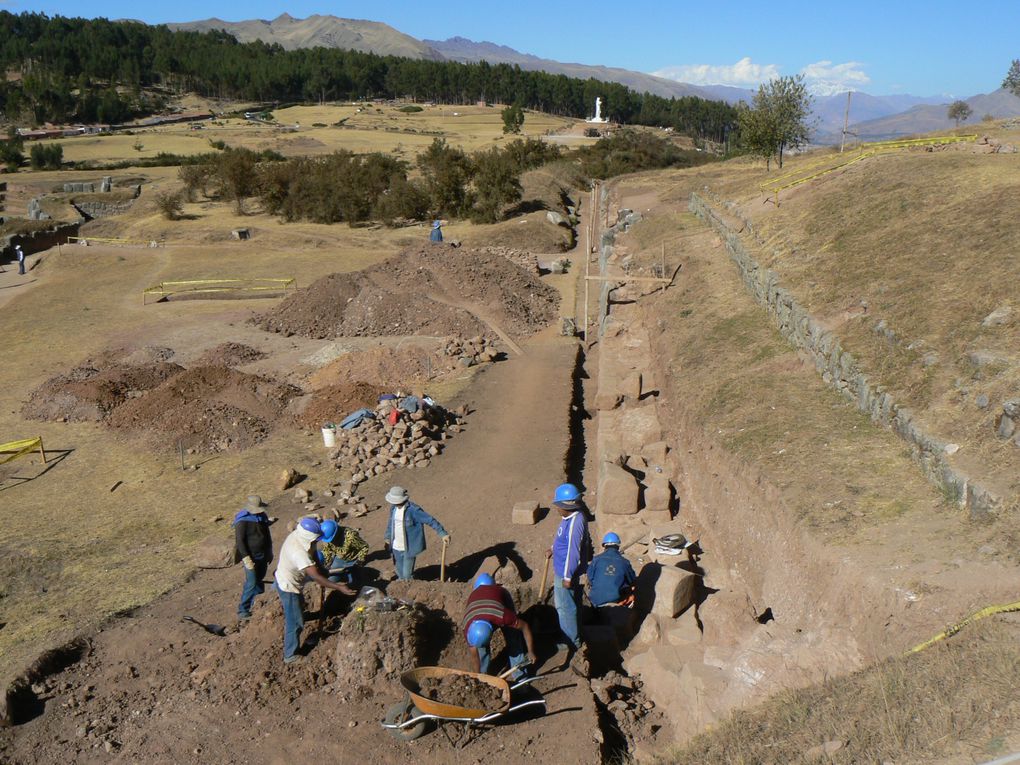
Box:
[840,91,853,153]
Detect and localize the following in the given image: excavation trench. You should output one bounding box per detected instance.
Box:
[580,202,894,751]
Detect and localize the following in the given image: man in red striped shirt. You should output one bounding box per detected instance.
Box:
[462,574,537,680]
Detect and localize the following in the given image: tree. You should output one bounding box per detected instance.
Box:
[155,190,183,220]
[741,75,812,170]
[470,147,521,223]
[29,143,62,170]
[947,100,973,127]
[501,102,524,134]
[416,138,473,217]
[1003,59,1020,97]
[213,148,258,214]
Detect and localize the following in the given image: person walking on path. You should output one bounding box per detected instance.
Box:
[15,245,25,275]
[274,518,356,664]
[587,532,636,607]
[546,482,591,674]
[429,219,443,242]
[383,485,450,581]
[233,495,276,620]
[463,573,537,680]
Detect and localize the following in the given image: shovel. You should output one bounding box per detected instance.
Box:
[182,615,227,637]
[537,556,551,603]
[440,536,449,583]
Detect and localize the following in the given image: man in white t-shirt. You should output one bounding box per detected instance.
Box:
[274,517,356,664]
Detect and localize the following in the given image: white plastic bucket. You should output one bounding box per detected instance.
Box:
[322,426,337,448]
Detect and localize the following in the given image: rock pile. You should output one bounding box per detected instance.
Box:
[441,335,500,367]
[326,401,466,485]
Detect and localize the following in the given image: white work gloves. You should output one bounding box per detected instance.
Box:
[242,556,255,570]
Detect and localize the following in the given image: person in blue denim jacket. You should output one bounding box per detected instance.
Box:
[383,485,449,580]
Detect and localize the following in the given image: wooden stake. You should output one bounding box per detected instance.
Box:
[661,242,666,294]
[38,437,46,464]
[538,556,551,602]
[179,440,185,471]
[440,536,449,583]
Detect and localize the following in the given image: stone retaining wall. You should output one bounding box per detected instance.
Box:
[1,222,80,260]
[689,191,998,516]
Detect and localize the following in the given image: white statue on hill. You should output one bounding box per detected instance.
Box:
[587,97,607,124]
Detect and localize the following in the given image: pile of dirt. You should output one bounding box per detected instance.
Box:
[330,603,441,701]
[418,674,505,710]
[22,361,183,422]
[196,342,266,367]
[252,246,559,341]
[296,381,387,429]
[307,336,501,391]
[106,365,300,452]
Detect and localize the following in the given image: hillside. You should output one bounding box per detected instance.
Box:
[846,88,1020,140]
[168,13,443,59]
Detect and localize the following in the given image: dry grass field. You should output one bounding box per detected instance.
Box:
[34,103,583,167]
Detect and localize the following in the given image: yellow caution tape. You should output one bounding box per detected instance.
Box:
[142,278,296,303]
[0,437,46,466]
[907,599,1020,654]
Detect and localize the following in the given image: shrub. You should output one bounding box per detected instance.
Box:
[155,190,183,220]
[29,143,62,170]
[397,105,423,113]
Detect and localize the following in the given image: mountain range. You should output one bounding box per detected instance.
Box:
[167,14,1020,142]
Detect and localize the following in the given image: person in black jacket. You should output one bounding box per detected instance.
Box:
[233,495,276,620]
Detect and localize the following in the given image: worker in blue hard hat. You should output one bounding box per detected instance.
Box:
[587,532,637,607]
[315,519,369,587]
[462,573,537,680]
[545,482,592,675]
[274,517,356,664]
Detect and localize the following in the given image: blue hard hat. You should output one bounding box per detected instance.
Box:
[602,532,621,546]
[320,520,339,544]
[466,619,493,647]
[299,517,322,537]
[553,483,581,506]
[474,573,495,589]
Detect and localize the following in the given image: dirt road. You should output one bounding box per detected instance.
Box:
[0,323,604,764]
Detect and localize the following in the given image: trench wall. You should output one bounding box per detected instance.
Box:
[1,222,80,261]
[689,192,998,516]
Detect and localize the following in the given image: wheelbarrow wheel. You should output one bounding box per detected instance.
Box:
[384,699,429,741]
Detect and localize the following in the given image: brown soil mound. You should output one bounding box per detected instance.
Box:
[106,365,300,452]
[196,342,266,367]
[297,381,387,429]
[22,361,184,422]
[252,246,559,340]
[418,673,505,710]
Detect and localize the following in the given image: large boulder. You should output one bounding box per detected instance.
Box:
[194,533,235,569]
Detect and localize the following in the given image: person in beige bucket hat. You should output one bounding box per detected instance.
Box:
[383,485,449,580]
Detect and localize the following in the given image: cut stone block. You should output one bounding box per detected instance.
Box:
[622,371,642,400]
[596,461,640,515]
[511,500,540,525]
[644,442,669,467]
[473,555,501,580]
[643,475,673,513]
[594,391,623,411]
[665,607,702,646]
[635,562,699,619]
[634,613,660,645]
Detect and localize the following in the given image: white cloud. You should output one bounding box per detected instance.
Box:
[652,57,780,88]
[799,60,870,96]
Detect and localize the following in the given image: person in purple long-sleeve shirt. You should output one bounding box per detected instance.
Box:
[545,482,591,675]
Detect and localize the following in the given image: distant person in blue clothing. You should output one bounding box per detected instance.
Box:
[383,485,450,580]
[587,532,636,607]
[429,219,443,242]
[545,482,591,675]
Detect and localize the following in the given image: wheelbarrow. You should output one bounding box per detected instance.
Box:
[381,665,545,745]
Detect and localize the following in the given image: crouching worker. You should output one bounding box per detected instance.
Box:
[316,519,369,586]
[587,532,636,607]
[463,574,537,681]
[275,518,357,664]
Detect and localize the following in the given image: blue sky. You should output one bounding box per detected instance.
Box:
[6,0,1018,97]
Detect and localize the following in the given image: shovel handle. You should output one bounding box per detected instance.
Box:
[440,536,449,583]
[538,556,550,602]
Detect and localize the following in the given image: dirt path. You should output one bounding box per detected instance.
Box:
[0,320,602,764]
